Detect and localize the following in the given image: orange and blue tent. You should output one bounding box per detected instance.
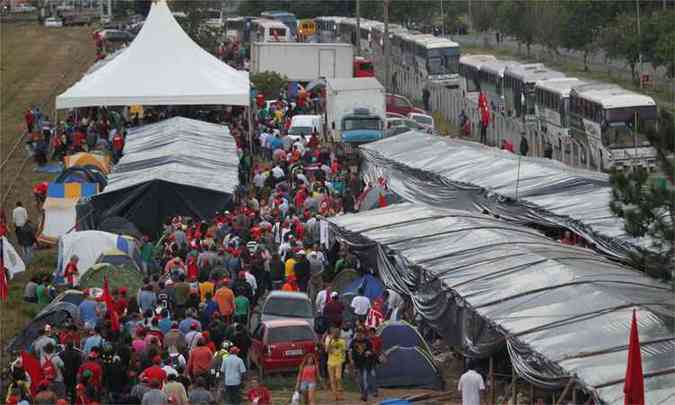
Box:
[63,152,111,174]
[38,183,98,245]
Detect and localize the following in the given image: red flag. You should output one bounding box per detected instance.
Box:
[20,351,43,396]
[102,276,120,332]
[624,309,645,405]
[0,238,7,302]
[478,91,487,110]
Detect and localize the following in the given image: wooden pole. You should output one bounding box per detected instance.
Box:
[529,383,534,405]
[355,0,361,57]
[489,356,496,405]
[511,366,517,405]
[554,379,574,405]
[383,0,390,91]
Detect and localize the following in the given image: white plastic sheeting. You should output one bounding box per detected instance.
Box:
[360,132,654,262]
[329,203,675,405]
[1,236,25,279]
[56,0,249,109]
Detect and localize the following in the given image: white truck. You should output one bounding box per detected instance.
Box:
[250,42,354,82]
[325,77,386,144]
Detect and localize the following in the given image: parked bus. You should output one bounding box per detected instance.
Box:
[260,11,297,37]
[458,54,497,97]
[298,18,317,41]
[569,83,657,171]
[504,64,564,119]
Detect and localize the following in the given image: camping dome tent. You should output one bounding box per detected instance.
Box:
[78,263,144,299]
[97,216,144,240]
[378,321,432,353]
[96,249,141,272]
[55,230,141,285]
[377,346,444,389]
[5,291,82,353]
[55,166,107,190]
[344,274,384,300]
[38,182,98,245]
[63,152,111,174]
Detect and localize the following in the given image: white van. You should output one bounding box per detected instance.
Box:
[288,115,322,142]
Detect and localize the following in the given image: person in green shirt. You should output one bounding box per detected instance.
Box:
[140,237,155,274]
[36,278,49,306]
[234,294,250,325]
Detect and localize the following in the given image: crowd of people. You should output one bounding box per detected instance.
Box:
[5,63,410,405]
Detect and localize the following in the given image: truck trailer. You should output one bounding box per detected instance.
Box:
[250,42,354,82]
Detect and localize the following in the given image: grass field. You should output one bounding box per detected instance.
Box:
[0,22,94,353]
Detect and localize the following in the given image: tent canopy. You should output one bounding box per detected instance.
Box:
[63,152,111,174]
[329,203,675,404]
[378,321,431,353]
[377,346,444,389]
[89,117,239,236]
[360,133,653,263]
[55,0,249,109]
[38,182,99,245]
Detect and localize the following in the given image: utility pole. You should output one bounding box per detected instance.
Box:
[356,0,361,56]
[636,0,642,88]
[107,0,111,19]
[384,0,390,90]
[441,0,445,36]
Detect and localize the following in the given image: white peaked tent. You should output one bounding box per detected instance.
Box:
[56,0,249,109]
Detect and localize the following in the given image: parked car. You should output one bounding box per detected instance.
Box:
[249,291,314,334]
[44,17,63,27]
[248,319,318,378]
[13,4,36,13]
[385,117,406,129]
[408,112,435,133]
[288,114,322,142]
[99,29,133,42]
[386,94,426,116]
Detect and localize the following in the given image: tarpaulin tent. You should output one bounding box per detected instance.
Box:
[359,133,654,263]
[1,236,25,279]
[37,183,98,245]
[78,263,144,299]
[55,230,141,285]
[55,166,107,190]
[344,274,384,300]
[377,346,444,389]
[356,184,402,211]
[63,152,111,174]
[329,203,675,404]
[5,301,79,353]
[378,321,431,353]
[97,216,143,240]
[88,117,239,236]
[55,0,249,109]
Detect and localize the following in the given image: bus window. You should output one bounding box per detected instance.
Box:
[269,27,286,40]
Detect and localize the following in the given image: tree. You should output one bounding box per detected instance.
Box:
[170,0,222,53]
[497,0,536,57]
[609,110,675,280]
[601,13,642,81]
[532,1,564,58]
[560,0,607,71]
[250,71,288,99]
[471,0,499,33]
[654,30,675,78]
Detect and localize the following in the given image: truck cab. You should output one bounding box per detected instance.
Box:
[340,108,384,145]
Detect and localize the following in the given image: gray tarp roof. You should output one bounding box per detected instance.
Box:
[329,203,675,405]
[359,132,654,263]
[102,116,239,195]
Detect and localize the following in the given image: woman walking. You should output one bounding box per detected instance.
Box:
[295,354,321,405]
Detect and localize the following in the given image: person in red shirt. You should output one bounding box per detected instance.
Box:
[281,275,299,292]
[247,376,271,405]
[113,287,128,316]
[140,355,167,385]
[24,109,34,133]
[111,131,124,163]
[187,338,214,380]
[77,352,103,389]
[64,255,80,287]
[59,324,80,346]
[307,132,320,149]
[186,254,199,281]
[72,129,86,152]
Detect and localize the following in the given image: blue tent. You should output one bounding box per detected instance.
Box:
[377,346,444,389]
[378,321,431,353]
[344,274,385,300]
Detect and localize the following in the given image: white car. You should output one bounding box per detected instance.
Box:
[44,17,63,27]
[288,114,322,142]
[385,117,406,129]
[408,112,435,133]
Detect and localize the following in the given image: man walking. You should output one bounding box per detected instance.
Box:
[349,328,377,402]
[12,201,27,238]
[458,361,485,405]
[221,346,246,404]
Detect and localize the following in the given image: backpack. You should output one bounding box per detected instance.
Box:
[42,355,57,381]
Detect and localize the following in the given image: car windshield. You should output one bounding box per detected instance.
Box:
[412,115,433,125]
[264,297,313,318]
[267,326,315,344]
[289,126,313,135]
[344,118,382,131]
[404,120,421,129]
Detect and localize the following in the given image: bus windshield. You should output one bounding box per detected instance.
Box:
[344,117,382,131]
[602,121,655,149]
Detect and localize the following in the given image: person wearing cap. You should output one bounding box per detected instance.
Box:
[163,373,188,405]
[187,338,214,382]
[140,355,168,386]
[141,378,169,405]
[77,351,103,390]
[178,308,201,335]
[293,250,311,292]
[185,322,203,350]
[220,346,246,404]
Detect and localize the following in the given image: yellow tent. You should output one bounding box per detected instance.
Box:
[63,152,111,174]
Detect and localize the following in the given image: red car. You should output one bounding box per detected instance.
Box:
[248,319,318,378]
[386,94,426,116]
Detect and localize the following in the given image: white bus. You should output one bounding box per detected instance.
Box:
[458,54,497,97]
[251,18,290,42]
[477,60,521,113]
[569,83,658,171]
[504,64,564,119]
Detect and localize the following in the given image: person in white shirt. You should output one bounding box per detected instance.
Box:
[350,287,371,322]
[458,362,485,405]
[272,165,285,180]
[12,201,28,229]
[315,287,334,315]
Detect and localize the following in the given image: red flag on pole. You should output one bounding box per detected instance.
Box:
[378,193,387,208]
[0,237,8,302]
[624,309,645,405]
[102,276,120,332]
[20,351,43,396]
